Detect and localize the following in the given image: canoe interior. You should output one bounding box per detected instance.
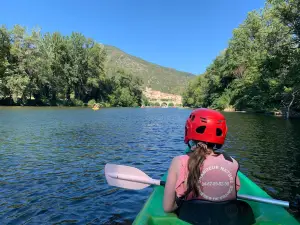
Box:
[132,171,299,225]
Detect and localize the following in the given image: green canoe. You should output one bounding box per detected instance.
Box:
[133,170,299,225]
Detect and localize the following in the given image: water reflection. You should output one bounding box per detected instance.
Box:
[226,113,300,201]
[0,107,299,224]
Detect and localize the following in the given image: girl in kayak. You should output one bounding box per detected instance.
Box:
[163,108,240,212]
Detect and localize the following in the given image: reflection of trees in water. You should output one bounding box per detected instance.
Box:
[225,113,300,200]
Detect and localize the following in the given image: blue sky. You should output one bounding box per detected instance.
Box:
[1,0,265,74]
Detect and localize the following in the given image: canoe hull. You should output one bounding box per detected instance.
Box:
[133,171,299,225]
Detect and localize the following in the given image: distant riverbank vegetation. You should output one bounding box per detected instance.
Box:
[0,25,143,107]
[183,0,300,118]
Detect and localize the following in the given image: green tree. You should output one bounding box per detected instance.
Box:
[142,95,150,106]
[0,25,113,106]
[0,26,10,98]
[108,70,143,107]
[4,25,30,103]
[183,1,300,118]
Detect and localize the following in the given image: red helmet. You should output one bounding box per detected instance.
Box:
[184,108,227,145]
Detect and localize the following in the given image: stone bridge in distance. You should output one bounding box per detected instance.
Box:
[143,87,183,107]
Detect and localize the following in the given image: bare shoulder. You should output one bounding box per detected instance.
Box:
[171,155,185,164]
[169,155,184,171]
[172,155,183,162]
[231,157,239,164]
[230,157,240,168]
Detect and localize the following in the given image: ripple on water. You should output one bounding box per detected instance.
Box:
[0,108,300,224]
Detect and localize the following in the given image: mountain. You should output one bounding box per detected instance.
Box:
[104,45,195,95]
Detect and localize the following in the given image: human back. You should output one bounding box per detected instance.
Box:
[163,108,240,212]
[175,151,240,201]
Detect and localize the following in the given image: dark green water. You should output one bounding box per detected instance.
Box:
[0,107,299,224]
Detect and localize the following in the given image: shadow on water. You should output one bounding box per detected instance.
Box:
[0,107,300,224]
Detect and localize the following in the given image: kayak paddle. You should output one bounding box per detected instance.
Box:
[105,163,165,190]
[105,163,300,211]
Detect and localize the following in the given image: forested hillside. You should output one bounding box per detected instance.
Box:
[105,45,193,94]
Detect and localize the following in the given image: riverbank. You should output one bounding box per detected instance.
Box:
[223,107,300,119]
[0,98,135,108]
[2,103,300,118]
[0,98,90,107]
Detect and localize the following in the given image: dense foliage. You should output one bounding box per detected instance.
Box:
[0,25,143,107]
[183,0,300,116]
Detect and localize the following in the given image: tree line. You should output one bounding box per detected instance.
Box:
[0,25,143,107]
[183,0,300,118]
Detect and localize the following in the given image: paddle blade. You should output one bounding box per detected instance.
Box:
[105,163,153,190]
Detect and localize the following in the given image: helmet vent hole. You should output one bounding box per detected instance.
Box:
[196,126,206,134]
[191,115,195,121]
[200,117,207,123]
[216,128,222,136]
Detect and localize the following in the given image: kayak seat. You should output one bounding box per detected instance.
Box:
[176,199,256,225]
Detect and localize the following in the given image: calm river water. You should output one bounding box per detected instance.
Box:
[0,107,300,224]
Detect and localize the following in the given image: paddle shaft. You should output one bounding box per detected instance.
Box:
[237,194,289,208]
[107,172,166,186]
[109,172,290,208]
